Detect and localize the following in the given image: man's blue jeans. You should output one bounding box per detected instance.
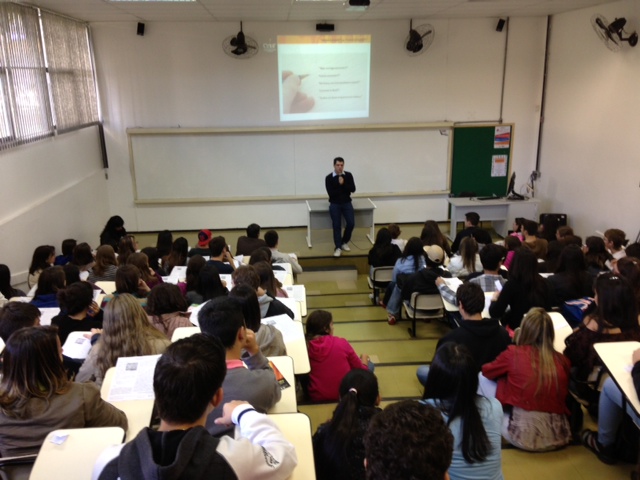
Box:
[329,201,355,249]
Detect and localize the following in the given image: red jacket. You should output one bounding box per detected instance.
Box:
[482,345,570,414]
[307,335,367,402]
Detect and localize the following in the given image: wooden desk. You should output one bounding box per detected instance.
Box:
[305,198,376,248]
[279,297,302,321]
[171,326,201,341]
[95,281,116,294]
[594,341,640,416]
[101,367,156,442]
[447,197,540,239]
[268,413,316,480]
[30,427,125,480]
[548,312,572,353]
[263,315,310,375]
[283,284,307,317]
[274,269,294,286]
[268,356,298,414]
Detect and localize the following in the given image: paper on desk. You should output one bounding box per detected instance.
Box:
[274,270,288,284]
[62,331,92,360]
[283,285,305,302]
[262,314,304,343]
[219,274,233,289]
[107,355,161,402]
[443,277,463,291]
[187,300,210,326]
[38,308,60,326]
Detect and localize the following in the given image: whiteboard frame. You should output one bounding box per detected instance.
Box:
[128,122,454,205]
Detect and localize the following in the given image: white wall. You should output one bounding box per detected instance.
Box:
[537,0,639,241]
[90,17,547,230]
[0,127,109,285]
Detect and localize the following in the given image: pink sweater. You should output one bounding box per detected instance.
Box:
[307,335,367,402]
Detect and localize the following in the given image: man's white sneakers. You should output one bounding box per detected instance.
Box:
[333,248,342,257]
[341,243,351,252]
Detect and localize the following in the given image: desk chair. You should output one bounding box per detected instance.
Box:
[0,454,37,480]
[368,267,393,305]
[402,292,444,338]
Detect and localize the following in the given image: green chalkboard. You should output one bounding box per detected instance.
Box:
[450,125,513,197]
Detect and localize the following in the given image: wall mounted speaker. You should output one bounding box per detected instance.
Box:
[496,19,506,32]
[137,22,145,36]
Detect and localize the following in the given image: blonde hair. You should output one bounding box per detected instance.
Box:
[95,294,167,379]
[516,307,559,395]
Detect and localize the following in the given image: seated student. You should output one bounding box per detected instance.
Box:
[313,370,382,480]
[77,294,170,386]
[397,245,451,317]
[447,237,483,278]
[604,228,628,269]
[141,246,165,276]
[422,343,504,480]
[188,229,212,258]
[72,242,96,275]
[614,256,640,311]
[55,238,77,266]
[116,235,137,266]
[451,212,492,254]
[387,223,407,252]
[249,246,285,270]
[30,266,66,308]
[421,220,452,259]
[236,223,267,256]
[521,219,548,260]
[417,283,510,386]
[27,245,55,289]
[155,230,173,265]
[482,308,572,452]
[0,326,127,457]
[206,236,236,274]
[468,243,508,290]
[253,260,288,298]
[509,217,525,242]
[99,215,126,252]
[93,334,297,480]
[0,264,26,299]
[546,244,593,307]
[626,242,640,259]
[367,227,402,276]
[146,283,193,340]
[185,254,206,300]
[163,237,189,274]
[63,264,82,286]
[127,251,163,289]
[363,400,453,480]
[582,348,640,464]
[306,310,371,402]
[197,297,281,435]
[229,284,286,357]
[101,264,151,307]
[538,215,561,242]
[265,230,303,274]
[88,245,118,283]
[52,281,103,344]
[564,273,640,403]
[489,248,552,330]
[0,302,40,345]
[583,235,611,279]
[232,266,294,319]
[502,235,521,270]
[555,225,574,241]
[186,263,228,305]
[385,237,427,325]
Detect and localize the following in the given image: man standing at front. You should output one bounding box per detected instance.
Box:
[325,157,356,257]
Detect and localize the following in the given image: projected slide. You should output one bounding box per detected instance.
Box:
[278,35,371,122]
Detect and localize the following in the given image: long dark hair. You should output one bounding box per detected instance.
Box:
[421,220,451,256]
[554,244,588,293]
[34,266,65,297]
[592,273,638,331]
[509,248,546,304]
[186,255,206,292]
[196,264,227,301]
[401,237,425,272]
[229,284,262,332]
[156,230,173,258]
[584,236,611,270]
[0,264,21,299]
[164,237,188,273]
[29,245,55,275]
[423,343,490,463]
[305,309,333,340]
[253,261,283,297]
[0,326,70,418]
[318,370,379,469]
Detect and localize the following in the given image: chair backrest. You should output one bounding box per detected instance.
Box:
[411,292,444,311]
[372,267,393,283]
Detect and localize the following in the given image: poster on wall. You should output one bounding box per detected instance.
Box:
[494,126,511,149]
[491,155,507,177]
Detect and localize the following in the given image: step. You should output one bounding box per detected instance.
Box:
[297,265,358,284]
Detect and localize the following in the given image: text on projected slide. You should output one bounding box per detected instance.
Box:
[277,35,371,122]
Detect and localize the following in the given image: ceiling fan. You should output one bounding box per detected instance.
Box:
[222,22,259,59]
[405,19,435,56]
[591,14,638,52]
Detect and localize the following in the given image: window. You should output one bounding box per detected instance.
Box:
[0,2,98,151]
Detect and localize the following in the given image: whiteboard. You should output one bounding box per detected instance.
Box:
[129,124,452,203]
